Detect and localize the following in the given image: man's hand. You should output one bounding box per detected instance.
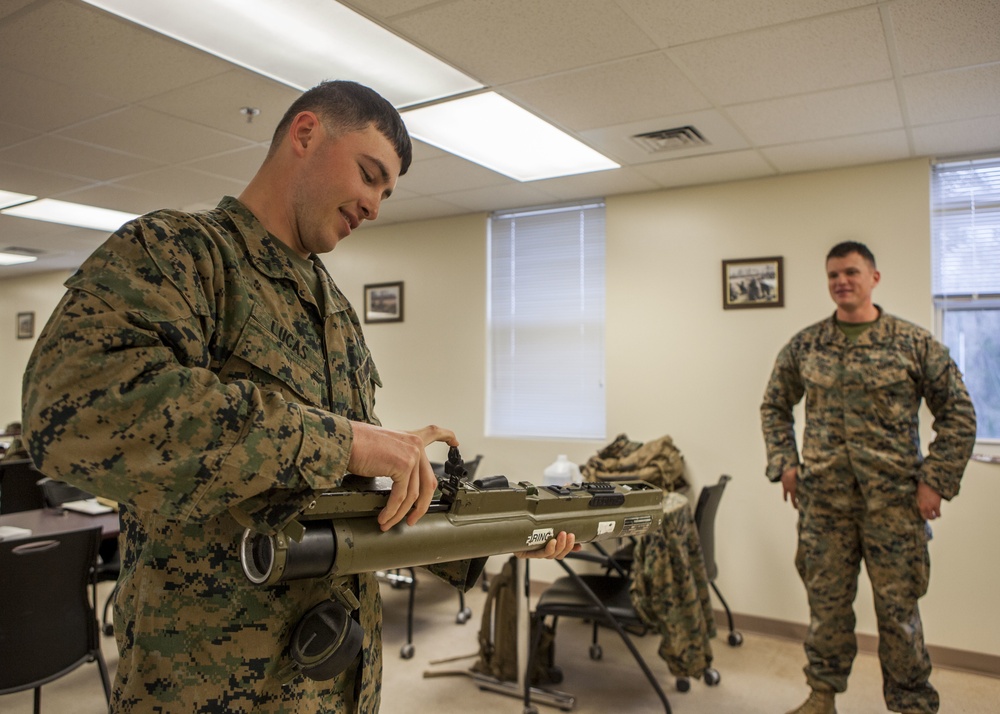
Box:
[347,422,458,531]
[515,531,580,560]
[781,466,799,510]
[917,481,942,521]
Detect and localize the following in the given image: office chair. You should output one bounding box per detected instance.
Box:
[381,453,483,659]
[38,478,122,637]
[694,475,743,647]
[0,458,46,513]
[0,526,112,713]
[523,553,676,714]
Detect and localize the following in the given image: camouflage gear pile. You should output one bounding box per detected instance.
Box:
[630,492,715,678]
[22,197,477,713]
[761,310,976,714]
[581,433,689,494]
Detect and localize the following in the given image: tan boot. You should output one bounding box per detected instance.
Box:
[785,690,837,714]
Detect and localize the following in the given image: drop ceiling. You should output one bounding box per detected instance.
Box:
[1,0,998,277]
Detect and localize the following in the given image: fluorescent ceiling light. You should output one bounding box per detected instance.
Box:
[81,0,483,108]
[0,252,37,266]
[402,93,620,182]
[0,190,36,209]
[2,199,139,232]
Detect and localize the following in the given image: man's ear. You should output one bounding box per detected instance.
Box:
[288,111,321,157]
[872,269,881,287]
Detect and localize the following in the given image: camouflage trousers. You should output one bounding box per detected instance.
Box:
[795,497,937,713]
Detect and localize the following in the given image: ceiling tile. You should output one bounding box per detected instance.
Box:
[530,167,661,201]
[633,150,776,188]
[0,122,38,151]
[399,155,509,196]
[889,0,1000,76]
[617,0,874,47]
[670,6,891,104]
[139,69,303,144]
[57,106,254,165]
[0,0,231,103]
[0,136,160,183]
[436,182,562,213]
[373,196,470,225]
[0,68,123,133]
[113,167,246,212]
[903,64,1000,126]
[912,116,1000,158]
[184,146,269,185]
[726,81,903,146]
[507,53,712,132]
[761,130,910,173]
[393,0,657,85]
[0,161,90,198]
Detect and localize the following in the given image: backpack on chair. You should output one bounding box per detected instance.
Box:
[470,556,560,686]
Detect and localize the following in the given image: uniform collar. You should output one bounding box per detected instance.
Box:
[819,305,894,346]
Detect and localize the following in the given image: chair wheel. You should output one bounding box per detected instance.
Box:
[547,666,563,684]
[703,668,721,686]
[728,631,744,647]
[456,607,472,624]
[676,677,690,692]
[102,623,114,637]
[400,643,415,659]
[589,643,602,660]
[523,706,539,714]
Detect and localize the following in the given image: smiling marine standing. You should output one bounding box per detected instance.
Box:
[760,241,976,714]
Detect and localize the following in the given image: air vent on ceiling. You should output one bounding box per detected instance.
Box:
[2,246,45,256]
[631,125,709,153]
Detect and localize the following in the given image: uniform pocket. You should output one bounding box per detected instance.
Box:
[863,365,915,425]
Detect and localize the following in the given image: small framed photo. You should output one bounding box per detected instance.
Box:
[363,282,404,323]
[16,311,34,339]
[723,257,784,309]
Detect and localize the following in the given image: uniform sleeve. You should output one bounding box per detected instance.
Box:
[21,217,354,529]
[917,339,977,500]
[760,342,805,482]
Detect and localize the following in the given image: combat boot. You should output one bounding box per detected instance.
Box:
[785,689,836,714]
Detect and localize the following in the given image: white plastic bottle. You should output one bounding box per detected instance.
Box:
[542,455,582,486]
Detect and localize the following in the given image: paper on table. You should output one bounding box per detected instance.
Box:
[0,525,32,539]
[61,498,114,515]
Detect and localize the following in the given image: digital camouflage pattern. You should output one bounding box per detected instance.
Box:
[22,197,477,713]
[761,310,976,713]
[630,492,716,678]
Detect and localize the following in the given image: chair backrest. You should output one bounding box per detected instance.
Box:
[693,474,732,582]
[0,459,46,514]
[0,526,102,694]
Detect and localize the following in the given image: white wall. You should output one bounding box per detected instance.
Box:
[3,158,996,658]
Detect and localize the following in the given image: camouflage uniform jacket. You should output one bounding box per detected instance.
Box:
[760,309,976,509]
[22,197,475,713]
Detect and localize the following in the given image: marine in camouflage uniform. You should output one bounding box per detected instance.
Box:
[20,82,490,714]
[760,243,976,714]
[23,197,480,713]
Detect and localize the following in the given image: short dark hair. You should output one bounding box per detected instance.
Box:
[827,240,876,269]
[269,80,412,175]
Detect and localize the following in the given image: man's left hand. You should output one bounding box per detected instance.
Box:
[515,531,580,560]
[917,481,942,520]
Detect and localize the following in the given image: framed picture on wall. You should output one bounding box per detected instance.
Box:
[722,257,784,309]
[363,282,404,323]
[16,311,34,339]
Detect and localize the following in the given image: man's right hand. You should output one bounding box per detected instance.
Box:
[781,466,799,509]
[347,422,458,531]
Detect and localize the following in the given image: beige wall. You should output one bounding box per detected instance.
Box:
[2,158,996,658]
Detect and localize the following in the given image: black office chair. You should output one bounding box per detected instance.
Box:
[38,478,122,637]
[0,526,112,713]
[0,458,46,514]
[381,453,483,659]
[694,474,743,647]
[523,553,675,714]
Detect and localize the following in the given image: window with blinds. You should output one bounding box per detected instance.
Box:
[931,156,1000,442]
[487,202,606,439]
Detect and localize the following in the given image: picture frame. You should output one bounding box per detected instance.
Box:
[16,311,34,339]
[722,257,784,309]
[363,281,404,323]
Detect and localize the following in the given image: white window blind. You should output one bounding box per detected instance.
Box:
[487,202,606,439]
[931,156,1000,442]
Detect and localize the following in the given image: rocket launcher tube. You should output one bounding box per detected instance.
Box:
[240,476,665,586]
